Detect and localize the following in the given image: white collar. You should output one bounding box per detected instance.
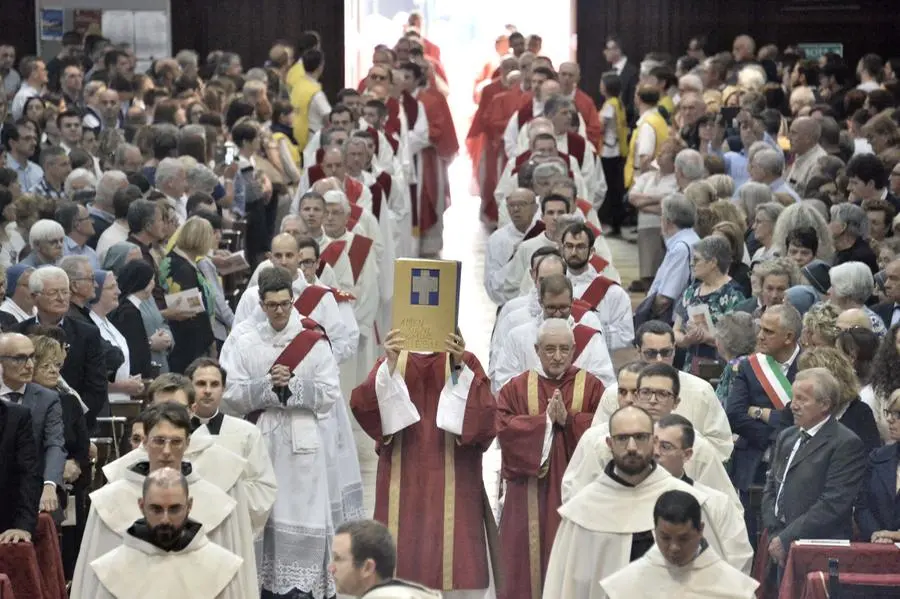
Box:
[802,415,830,437]
[0,382,27,396]
[127,294,143,309]
[613,57,627,72]
[781,344,801,370]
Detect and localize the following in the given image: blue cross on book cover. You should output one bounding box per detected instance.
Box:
[392,258,461,352]
[410,268,440,306]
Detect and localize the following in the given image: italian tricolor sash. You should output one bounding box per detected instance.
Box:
[747,353,792,410]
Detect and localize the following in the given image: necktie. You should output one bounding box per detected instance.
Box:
[6,392,22,403]
[799,430,812,447]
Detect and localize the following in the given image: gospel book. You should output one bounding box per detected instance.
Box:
[392,258,461,352]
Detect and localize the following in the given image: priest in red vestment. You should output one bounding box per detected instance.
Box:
[415,60,459,257]
[467,57,520,226]
[495,318,605,599]
[350,329,497,599]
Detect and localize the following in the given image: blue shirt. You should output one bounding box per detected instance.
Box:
[725,133,784,195]
[7,155,44,193]
[770,178,801,202]
[63,236,100,271]
[650,227,699,301]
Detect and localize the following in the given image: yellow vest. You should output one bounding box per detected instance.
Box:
[625,109,669,189]
[289,75,322,153]
[272,131,301,169]
[658,95,675,123]
[285,62,305,94]
[601,97,630,157]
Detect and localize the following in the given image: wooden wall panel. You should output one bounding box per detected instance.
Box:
[169,0,345,96]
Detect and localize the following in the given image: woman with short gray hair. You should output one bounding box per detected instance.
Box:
[714,312,757,406]
[831,203,880,273]
[829,261,886,336]
[673,234,747,373]
[736,181,773,224]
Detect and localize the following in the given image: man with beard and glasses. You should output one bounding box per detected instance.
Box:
[542,405,702,598]
[87,467,245,599]
[71,403,260,599]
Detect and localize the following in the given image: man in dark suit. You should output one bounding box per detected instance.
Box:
[0,399,42,543]
[0,332,66,514]
[15,266,108,428]
[727,304,803,541]
[762,368,866,565]
[873,258,900,329]
[603,36,639,126]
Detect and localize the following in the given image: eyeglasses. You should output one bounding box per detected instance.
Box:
[656,440,681,453]
[610,432,653,446]
[884,409,900,422]
[148,436,185,449]
[640,348,674,359]
[36,361,63,373]
[637,388,677,402]
[40,289,70,299]
[263,300,293,312]
[0,353,35,365]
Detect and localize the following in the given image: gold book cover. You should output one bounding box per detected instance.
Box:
[392,258,462,352]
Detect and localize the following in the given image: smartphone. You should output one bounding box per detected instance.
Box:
[224,146,236,166]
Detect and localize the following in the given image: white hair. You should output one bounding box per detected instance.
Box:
[155,157,186,189]
[678,73,704,93]
[830,261,875,305]
[536,318,574,345]
[737,65,766,93]
[323,189,351,214]
[64,168,97,197]
[752,148,785,177]
[28,265,69,294]
[186,164,218,194]
[96,170,128,205]
[175,49,198,69]
[280,214,304,232]
[674,149,706,182]
[28,219,65,246]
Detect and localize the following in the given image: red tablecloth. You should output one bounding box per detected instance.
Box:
[0,514,66,599]
[781,542,900,599]
[800,571,900,599]
[0,574,15,599]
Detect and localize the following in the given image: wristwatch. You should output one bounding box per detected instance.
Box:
[752,407,763,420]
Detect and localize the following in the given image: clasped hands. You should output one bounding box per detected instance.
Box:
[547,389,568,426]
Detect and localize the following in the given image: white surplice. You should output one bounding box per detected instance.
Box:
[592,375,735,461]
[494,157,588,228]
[571,268,634,351]
[220,310,363,598]
[542,466,699,599]
[233,275,359,365]
[599,544,758,599]
[249,259,339,289]
[89,522,244,599]
[101,435,275,538]
[492,314,615,394]
[71,465,258,599]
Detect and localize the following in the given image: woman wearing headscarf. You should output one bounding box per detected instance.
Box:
[89,270,144,403]
[101,241,142,275]
[0,263,35,328]
[108,260,155,378]
[111,258,173,373]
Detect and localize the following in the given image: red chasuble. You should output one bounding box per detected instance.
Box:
[574,88,603,149]
[495,367,605,599]
[417,87,459,236]
[466,78,510,224]
[350,351,497,591]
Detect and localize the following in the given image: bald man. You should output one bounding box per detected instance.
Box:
[86,468,245,599]
[0,333,66,514]
[558,61,603,148]
[836,307,874,332]
[786,117,827,197]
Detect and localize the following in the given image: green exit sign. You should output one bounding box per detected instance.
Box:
[797,43,844,59]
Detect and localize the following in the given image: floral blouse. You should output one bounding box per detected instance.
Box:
[676,278,746,372]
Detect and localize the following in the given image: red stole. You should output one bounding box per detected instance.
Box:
[417,87,458,235]
[344,177,364,205]
[274,318,328,370]
[515,97,536,130]
[572,324,598,361]
[511,150,575,179]
[522,221,545,242]
[293,285,331,316]
[367,126,382,157]
[589,254,610,273]
[347,235,373,284]
[347,204,363,231]
[579,276,618,311]
[574,89,603,148]
[368,181,384,220]
[385,97,402,139]
[569,299,593,323]
[565,132,587,167]
[316,240,345,277]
